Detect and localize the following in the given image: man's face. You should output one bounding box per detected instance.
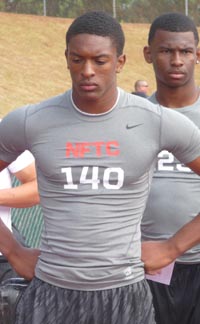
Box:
[137,82,149,95]
[66,34,125,112]
[144,30,200,88]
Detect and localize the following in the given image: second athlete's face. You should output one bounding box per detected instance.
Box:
[66,34,125,112]
[144,30,200,88]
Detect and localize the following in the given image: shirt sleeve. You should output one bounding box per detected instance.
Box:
[0,106,29,163]
[160,107,200,164]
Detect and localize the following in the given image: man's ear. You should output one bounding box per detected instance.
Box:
[196,47,200,64]
[116,54,126,73]
[143,46,152,64]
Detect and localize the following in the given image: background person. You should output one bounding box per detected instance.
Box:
[142,12,200,324]
[132,79,149,97]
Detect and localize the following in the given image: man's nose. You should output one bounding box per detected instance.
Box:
[81,61,95,78]
[171,52,183,66]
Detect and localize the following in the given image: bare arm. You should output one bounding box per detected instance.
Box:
[0,218,40,279]
[186,156,200,175]
[142,213,200,273]
[141,156,200,273]
[0,162,40,207]
[0,160,9,171]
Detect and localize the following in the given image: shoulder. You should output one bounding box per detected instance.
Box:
[118,88,162,117]
[1,91,71,128]
[26,91,71,117]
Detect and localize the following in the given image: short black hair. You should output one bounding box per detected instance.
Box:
[66,11,125,56]
[148,12,199,45]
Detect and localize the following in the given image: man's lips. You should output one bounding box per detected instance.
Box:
[168,72,185,79]
[80,83,97,91]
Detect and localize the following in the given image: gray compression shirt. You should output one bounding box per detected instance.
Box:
[0,88,200,289]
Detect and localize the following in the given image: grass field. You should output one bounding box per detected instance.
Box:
[1,12,200,118]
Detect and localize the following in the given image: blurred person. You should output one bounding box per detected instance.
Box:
[132,79,149,97]
[1,10,200,324]
[142,12,200,324]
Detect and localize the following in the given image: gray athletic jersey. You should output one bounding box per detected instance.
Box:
[142,93,200,263]
[0,88,200,289]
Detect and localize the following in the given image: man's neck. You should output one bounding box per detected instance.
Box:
[155,84,200,108]
[72,88,119,115]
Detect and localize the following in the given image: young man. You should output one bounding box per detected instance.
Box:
[1,10,200,324]
[0,148,40,282]
[142,12,200,324]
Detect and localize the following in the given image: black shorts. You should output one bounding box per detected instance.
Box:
[16,277,156,324]
[0,278,29,324]
[147,262,200,324]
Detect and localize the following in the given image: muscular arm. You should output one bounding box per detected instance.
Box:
[142,156,200,274]
[0,162,40,207]
[187,156,200,175]
[142,213,200,273]
[0,218,40,279]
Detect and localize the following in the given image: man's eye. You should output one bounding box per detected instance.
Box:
[72,58,81,63]
[182,50,191,54]
[161,49,170,53]
[96,61,106,65]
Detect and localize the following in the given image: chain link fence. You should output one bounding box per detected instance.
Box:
[0,0,200,24]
